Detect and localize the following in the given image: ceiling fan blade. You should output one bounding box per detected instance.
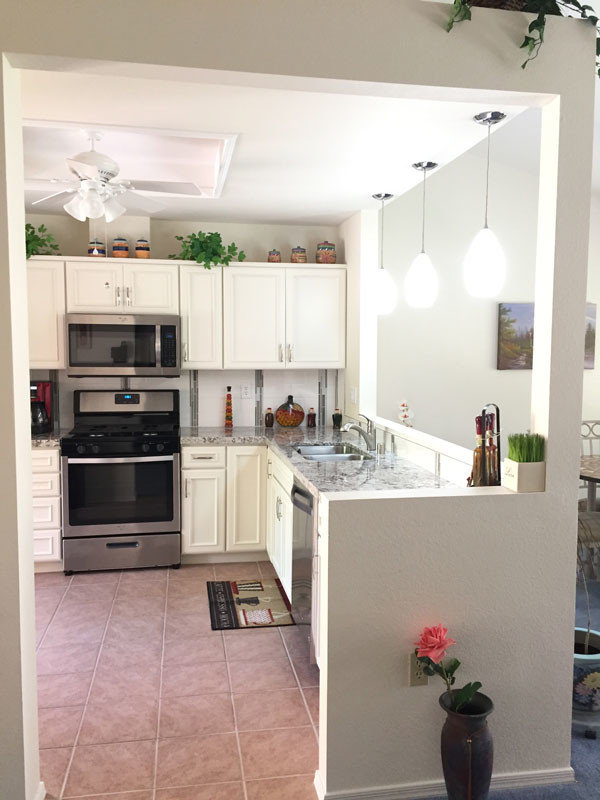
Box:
[67,158,99,180]
[119,190,165,213]
[127,180,203,196]
[31,189,73,206]
[25,178,78,192]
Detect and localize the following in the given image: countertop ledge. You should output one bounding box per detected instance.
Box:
[181,426,452,496]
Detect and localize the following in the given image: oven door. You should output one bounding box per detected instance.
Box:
[62,454,180,537]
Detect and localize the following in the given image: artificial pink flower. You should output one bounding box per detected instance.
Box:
[414,624,456,664]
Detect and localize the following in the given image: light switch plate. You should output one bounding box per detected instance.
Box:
[240,384,252,400]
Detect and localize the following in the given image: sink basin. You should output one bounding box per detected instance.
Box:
[295,444,373,462]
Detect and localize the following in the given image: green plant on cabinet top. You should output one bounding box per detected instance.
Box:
[447,0,600,76]
[25,223,60,259]
[169,231,246,269]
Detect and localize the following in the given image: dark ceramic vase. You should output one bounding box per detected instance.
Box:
[439,691,494,800]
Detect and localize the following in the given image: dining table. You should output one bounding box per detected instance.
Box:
[580,455,600,511]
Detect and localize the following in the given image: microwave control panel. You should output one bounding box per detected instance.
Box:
[161,326,178,367]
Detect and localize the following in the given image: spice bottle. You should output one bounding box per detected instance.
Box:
[332,409,342,429]
[225,386,233,429]
[307,408,316,428]
[264,407,274,428]
[468,415,484,487]
[485,413,499,485]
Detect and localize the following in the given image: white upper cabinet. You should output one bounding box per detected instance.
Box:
[27,259,66,369]
[223,267,286,369]
[180,265,223,369]
[66,260,179,315]
[123,263,179,314]
[286,268,346,368]
[66,261,122,312]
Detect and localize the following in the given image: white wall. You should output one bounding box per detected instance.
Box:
[377,112,541,451]
[26,211,88,257]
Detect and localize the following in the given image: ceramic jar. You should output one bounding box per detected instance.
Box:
[276,395,305,427]
[291,246,307,264]
[268,249,281,263]
[88,240,106,257]
[112,237,129,258]
[135,238,151,258]
[316,241,336,264]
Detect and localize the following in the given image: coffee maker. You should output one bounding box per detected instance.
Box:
[30,381,52,435]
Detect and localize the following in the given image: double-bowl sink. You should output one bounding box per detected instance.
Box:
[294,443,374,462]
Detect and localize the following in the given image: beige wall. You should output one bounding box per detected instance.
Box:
[0,1,596,799]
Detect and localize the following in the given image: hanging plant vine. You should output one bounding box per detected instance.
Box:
[447,0,600,75]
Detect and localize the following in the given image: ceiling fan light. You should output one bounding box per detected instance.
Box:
[63,194,87,221]
[463,226,506,298]
[103,196,126,223]
[404,251,439,309]
[82,189,105,219]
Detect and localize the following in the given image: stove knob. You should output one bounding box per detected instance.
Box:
[76,444,86,455]
[156,443,165,453]
[92,445,100,455]
[142,443,151,453]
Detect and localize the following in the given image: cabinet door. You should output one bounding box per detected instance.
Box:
[285,268,346,368]
[27,260,66,369]
[226,446,266,552]
[277,485,294,601]
[180,265,222,368]
[181,469,226,554]
[33,530,61,562]
[266,467,279,570]
[66,261,123,312]
[124,263,179,314]
[223,268,285,369]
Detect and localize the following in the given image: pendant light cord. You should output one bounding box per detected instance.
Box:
[379,196,385,270]
[484,123,491,229]
[421,168,426,254]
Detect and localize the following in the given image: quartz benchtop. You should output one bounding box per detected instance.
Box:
[181,426,451,496]
[31,432,62,448]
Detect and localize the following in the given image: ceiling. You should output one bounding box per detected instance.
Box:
[21,70,533,225]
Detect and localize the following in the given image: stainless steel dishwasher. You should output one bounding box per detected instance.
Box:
[291,483,315,636]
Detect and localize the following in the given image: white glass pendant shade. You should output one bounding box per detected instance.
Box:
[63,194,87,221]
[103,195,127,223]
[83,190,105,219]
[375,268,398,316]
[404,251,439,309]
[463,226,506,298]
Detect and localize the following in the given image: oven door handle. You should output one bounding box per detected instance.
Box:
[66,456,175,464]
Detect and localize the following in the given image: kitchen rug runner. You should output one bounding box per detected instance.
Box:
[207,578,294,629]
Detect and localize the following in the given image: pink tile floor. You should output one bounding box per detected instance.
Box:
[35,563,319,800]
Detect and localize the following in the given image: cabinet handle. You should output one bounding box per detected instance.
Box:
[287,344,293,362]
[115,286,121,306]
[126,286,131,306]
[279,344,284,363]
[191,454,215,460]
[276,496,282,520]
[184,479,189,498]
[183,343,188,362]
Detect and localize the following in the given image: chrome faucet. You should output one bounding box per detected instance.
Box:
[341,415,377,452]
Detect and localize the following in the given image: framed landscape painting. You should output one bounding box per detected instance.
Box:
[497,302,596,370]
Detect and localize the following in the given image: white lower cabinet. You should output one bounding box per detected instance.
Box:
[226,446,266,552]
[181,469,226,554]
[32,447,61,563]
[266,450,294,599]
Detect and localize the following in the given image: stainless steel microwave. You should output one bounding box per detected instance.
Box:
[66,314,180,377]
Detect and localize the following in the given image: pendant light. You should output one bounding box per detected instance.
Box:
[463,111,507,298]
[404,161,439,309]
[372,193,398,316]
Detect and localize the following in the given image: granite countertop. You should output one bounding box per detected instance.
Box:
[31,432,62,448]
[181,426,451,496]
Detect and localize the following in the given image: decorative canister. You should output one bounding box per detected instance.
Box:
[268,249,281,263]
[316,241,336,264]
[291,246,307,264]
[135,238,151,258]
[276,395,305,427]
[88,239,106,257]
[112,237,129,258]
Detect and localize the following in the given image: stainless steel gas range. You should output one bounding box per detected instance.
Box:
[61,389,181,574]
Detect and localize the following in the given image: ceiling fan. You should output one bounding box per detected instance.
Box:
[26,131,201,222]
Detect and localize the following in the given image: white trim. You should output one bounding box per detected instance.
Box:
[34,781,46,800]
[319,768,575,799]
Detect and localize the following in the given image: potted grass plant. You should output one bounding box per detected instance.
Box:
[502,432,546,492]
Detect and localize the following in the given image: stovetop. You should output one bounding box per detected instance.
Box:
[64,423,180,439]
